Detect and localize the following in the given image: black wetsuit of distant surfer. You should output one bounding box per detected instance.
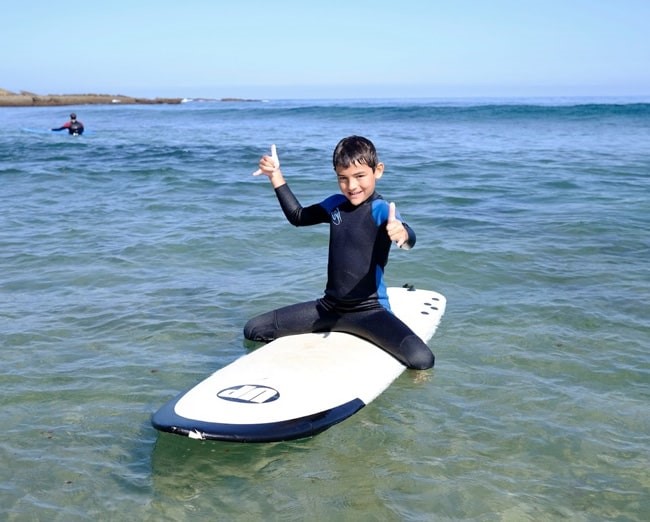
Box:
[243,183,435,370]
[52,114,84,135]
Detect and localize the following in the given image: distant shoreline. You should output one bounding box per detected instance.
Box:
[0,88,259,107]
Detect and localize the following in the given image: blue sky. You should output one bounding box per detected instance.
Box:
[2,0,649,99]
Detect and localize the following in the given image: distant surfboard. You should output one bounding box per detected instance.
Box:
[22,128,55,134]
[22,128,94,135]
[152,286,446,442]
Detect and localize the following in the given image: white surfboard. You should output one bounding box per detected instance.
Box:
[152,286,446,442]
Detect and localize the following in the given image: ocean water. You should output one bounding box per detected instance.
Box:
[1,98,648,521]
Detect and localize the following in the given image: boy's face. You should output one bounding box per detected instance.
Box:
[335,162,384,206]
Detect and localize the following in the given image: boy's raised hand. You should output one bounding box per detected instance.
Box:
[386,202,408,247]
[253,144,281,177]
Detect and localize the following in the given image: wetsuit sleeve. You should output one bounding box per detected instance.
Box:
[401,222,416,250]
[275,183,329,226]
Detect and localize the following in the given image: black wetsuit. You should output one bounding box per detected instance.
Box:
[243,183,434,369]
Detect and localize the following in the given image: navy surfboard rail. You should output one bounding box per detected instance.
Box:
[152,395,364,442]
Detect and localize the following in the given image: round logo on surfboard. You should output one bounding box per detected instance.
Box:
[217,384,280,404]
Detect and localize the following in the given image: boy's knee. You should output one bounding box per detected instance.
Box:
[401,335,435,370]
[243,311,276,342]
[243,320,256,341]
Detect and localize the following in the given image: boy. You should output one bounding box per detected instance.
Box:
[244,136,434,369]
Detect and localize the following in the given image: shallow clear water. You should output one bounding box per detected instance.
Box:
[1,99,648,520]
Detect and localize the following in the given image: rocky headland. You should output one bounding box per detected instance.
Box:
[0,88,258,107]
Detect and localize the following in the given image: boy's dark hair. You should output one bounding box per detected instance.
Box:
[332,136,379,171]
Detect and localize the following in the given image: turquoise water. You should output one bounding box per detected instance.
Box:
[1,99,648,520]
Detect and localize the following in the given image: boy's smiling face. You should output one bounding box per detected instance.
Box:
[335,161,384,206]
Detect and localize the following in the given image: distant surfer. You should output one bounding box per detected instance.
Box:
[52,113,84,135]
[244,136,435,369]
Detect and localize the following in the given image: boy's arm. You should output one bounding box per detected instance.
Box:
[274,184,328,226]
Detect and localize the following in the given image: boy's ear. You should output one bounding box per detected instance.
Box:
[374,162,385,179]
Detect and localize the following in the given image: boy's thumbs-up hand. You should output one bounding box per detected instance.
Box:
[386,202,408,247]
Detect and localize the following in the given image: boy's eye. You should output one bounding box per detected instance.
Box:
[338,173,366,183]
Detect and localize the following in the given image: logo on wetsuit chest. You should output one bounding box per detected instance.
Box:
[331,208,342,225]
[217,384,280,404]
